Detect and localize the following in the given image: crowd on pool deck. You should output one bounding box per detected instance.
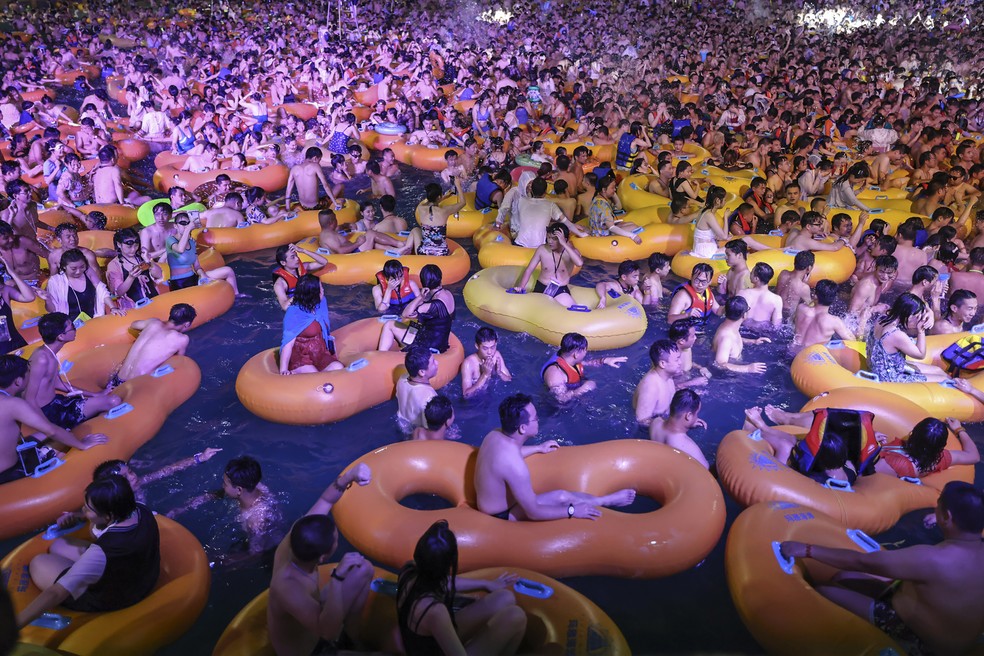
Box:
[3,0,984,651]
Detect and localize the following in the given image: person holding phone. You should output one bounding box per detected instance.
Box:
[106,228,162,310]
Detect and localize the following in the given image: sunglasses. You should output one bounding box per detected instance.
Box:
[176,220,191,226]
[121,239,138,246]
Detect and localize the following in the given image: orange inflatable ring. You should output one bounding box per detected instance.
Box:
[154,164,290,194]
[111,134,151,162]
[726,501,908,656]
[53,65,101,85]
[332,439,725,578]
[408,144,462,172]
[716,387,975,534]
[572,215,691,262]
[541,139,616,163]
[213,563,629,656]
[275,103,319,121]
[4,515,209,656]
[0,346,200,539]
[196,201,359,255]
[294,235,471,286]
[236,317,463,425]
[22,89,55,103]
[790,334,984,421]
[17,279,234,360]
[440,192,497,239]
[39,204,139,231]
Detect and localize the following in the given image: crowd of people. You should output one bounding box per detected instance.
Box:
[2,0,984,652]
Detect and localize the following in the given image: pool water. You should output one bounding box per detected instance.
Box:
[4,96,982,653]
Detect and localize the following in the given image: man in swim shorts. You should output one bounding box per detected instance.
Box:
[475,393,635,521]
[23,313,122,429]
[781,482,984,656]
[511,223,582,308]
[285,147,340,212]
[108,304,197,389]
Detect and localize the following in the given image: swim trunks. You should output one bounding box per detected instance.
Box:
[168,274,199,292]
[41,394,87,429]
[490,503,516,520]
[533,280,571,298]
[0,462,26,485]
[870,581,932,656]
[107,371,125,390]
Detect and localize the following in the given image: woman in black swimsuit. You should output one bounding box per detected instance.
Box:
[396,520,526,656]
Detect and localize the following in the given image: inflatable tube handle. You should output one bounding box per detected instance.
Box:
[480,207,492,214]
[678,154,690,160]
[900,476,923,486]
[772,541,796,575]
[151,364,174,377]
[284,211,298,221]
[32,456,64,478]
[868,185,881,191]
[44,521,85,540]
[631,226,644,234]
[846,528,881,552]
[370,578,399,596]
[316,247,331,255]
[939,379,957,389]
[711,252,726,260]
[347,358,369,372]
[768,230,784,236]
[506,288,526,294]
[514,579,554,599]
[629,182,640,190]
[379,314,400,322]
[875,195,888,200]
[868,208,884,214]
[970,323,984,334]
[783,248,802,256]
[826,339,844,349]
[31,612,71,630]
[824,477,854,492]
[398,230,411,237]
[106,403,134,419]
[236,222,250,229]
[567,304,591,312]
[384,250,402,257]
[21,316,40,329]
[135,297,152,308]
[854,370,880,383]
[747,429,763,441]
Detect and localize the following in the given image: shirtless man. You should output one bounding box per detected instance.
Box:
[47,224,106,285]
[179,143,220,174]
[201,193,245,229]
[512,223,583,308]
[0,355,107,485]
[780,482,984,656]
[374,195,407,233]
[712,297,770,374]
[108,304,196,389]
[848,255,898,320]
[0,180,43,239]
[870,144,911,188]
[285,147,339,212]
[0,221,44,283]
[595,260,643,309]
[316,209,400,254]
[395,346,438,429]
[267,464,373,655]
[633,339,683,426]
[785,211,854,253]
[475,393,635,521]
[91,145,149,206]
[717,239,753,298]
[737,263,783,328]
[140,203,174,262]
[894,222,930,284]
[411,396,455,441]
[793,279,856,349]
[460,327,512,399]
[72,118,108,158]
[23,313,122,429]
[649,389,710,469]
[775,250,814,320]
[642,252,671,305]
[541,332,626,403]
[908,265,945,319]
[364,161,396,198]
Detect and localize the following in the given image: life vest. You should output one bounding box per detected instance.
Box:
[272,263,307,296]
[792,408,880,477]
[727,209,752,234]
[673,282,713,320]
[941,334,984,375]
[540,355,584,389]
[475,174,499,210]
[615,132,636,169]
[375,266,416,311]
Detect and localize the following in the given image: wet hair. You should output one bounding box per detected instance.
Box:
[725,239,748,258]
[86,211,107,231]
[558,332,588,355]
[691,262,714,281]
[0,355,28,388]
[404,346,433,379]
[814,279,838,306]
[85,475,137,523]
[939,481,984,533]
[381,259,404,280]
[702,185,726,211]
[668,317,697,343]
[380,195,396,212]
[874,254,899,272]
[93,459,127,480]
[879,292,924,327]
[54,223,78,238]
[224,456,262,492]
[39,312,71,345]
[669,388,700,417]
[897,222,919,242]
[724,296,749,321]
[424,183,443,203]
[617,260,640,278]
[317,209,337,229]
[305,146,323,160]
[903,418,949,474]
[830,213,851,232]
[290,514,337,563]
[547,222,570,240]
[419,264,442,289]
[398,520,458,631]
[945,289,977,320]
[292,274,323,313]
[499,393,534,434]
[168,303,196,326]
[423,395,453,429]
[648,252,670,271]
[475,326,497,345]
[812,429,848,473]
[911,265,938,286]
[938,241,959,265]
[649,339,679,367]
[750,262,774,285]
[875,235,897,255]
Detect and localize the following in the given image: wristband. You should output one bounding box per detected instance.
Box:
[194,453,202,464]
[567,503,575,519]
[331,568,345,582]
[333,477,353,492]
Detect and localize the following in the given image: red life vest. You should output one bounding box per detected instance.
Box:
[272,263,307,295]
[540,355,584,389]
[674,282,713,320]
[795,407,880,476]
[375,266,416,309]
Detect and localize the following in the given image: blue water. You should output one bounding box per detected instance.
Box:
[2,88,981,654]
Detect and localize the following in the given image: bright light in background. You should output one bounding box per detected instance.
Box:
[478,8,512,25]
[795,5,967,33]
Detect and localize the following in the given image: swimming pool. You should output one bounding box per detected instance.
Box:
[4,117,982,653]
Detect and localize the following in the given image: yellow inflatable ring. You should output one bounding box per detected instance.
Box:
[196,202,359,255]
[463,265,647,350]
[332,439,725,578]
[295,236,471,286]
[440,192,497,239]
[4,515,209,656]
[154,164,290,194]
[726,501,905,656]
[572,217,691,262]
[236,317,463,425]
[716,387,975,534]
[790,335,984,421]
[616,174,671,211]
[212,563,629,656]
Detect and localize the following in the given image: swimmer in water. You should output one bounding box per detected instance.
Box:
[411,395,455,440]
[649,389,710,469]
[396,346,439,429]
[107,304,197,389]
[712,297,771,374]
[460,327,512,399]
[737,262,783,329]
[542,332,627,404]
[793,279,856,349]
